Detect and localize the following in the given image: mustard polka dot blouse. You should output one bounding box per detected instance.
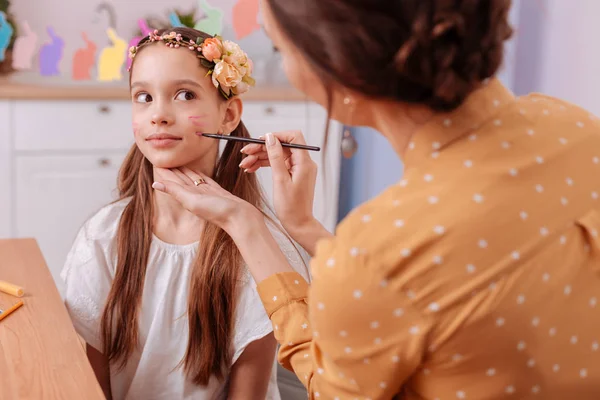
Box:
[258,79,600,399]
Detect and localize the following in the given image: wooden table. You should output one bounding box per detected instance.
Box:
[0,239,105,399]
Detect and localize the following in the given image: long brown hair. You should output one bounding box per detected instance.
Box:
[101,27,267,385]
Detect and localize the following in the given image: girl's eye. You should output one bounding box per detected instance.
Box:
[176,90,196,101]
[135,93,152,103]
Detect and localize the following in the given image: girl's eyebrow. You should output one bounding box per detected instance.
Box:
[130,79,205,91]
[171,79,205,91]
[130,81,149,91]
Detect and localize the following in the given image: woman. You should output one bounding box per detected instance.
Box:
[153,0,600,398]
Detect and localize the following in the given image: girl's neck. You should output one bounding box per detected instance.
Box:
[151,160,215,246]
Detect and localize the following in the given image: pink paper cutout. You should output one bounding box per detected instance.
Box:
[232,0,260,40]
[12,20,37,70]
[127,19,153,70]
[72,32,97,81]
[39,26,65,76]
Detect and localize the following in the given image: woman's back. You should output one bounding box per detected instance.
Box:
[303,79,600,399]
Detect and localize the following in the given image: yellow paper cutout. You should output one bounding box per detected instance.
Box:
[97,27,127,81]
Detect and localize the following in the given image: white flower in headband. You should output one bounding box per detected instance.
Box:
[128,30,256,99]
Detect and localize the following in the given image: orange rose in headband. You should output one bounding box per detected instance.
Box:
[201,37,223,62]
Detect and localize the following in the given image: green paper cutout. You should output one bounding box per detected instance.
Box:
[194,0,223,36]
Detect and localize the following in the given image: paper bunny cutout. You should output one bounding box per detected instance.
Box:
[0,11,14,62]
[72,32,97,80]
[12,21,38,70]
[97,27,127,81]
[232,0,260,40]
[39,26,65,76]
[126,19,153,70]
[168,12,185,28]
[194,0,224,35]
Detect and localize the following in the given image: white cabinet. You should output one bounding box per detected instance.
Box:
[307,105,342,231]
[15,153,126,294]
[3,98,341,297]
[0,101,10,238]
[14,100,134,151]
[242,102,341,230]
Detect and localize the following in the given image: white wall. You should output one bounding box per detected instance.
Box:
[515,0,600,114]
[12,0,286,85]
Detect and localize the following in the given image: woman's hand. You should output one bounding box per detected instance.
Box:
[239,132,332,255]
[240,131,317,231]
[152,167,260,231]
[154,166,296,282]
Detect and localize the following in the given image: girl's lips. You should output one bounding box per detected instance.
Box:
[146,133,182,140]
[146,138,182,148]
[146,133,182,148]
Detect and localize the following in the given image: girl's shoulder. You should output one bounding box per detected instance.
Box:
[81,197,132,242]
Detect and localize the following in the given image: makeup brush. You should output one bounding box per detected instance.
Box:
[201,133,321,152]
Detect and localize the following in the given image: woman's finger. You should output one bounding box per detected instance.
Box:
[260,130,308,146]
[241,143,264,155]
[152,180,198,209]
[239,154,259,169]
[244,151,270,161]
[244,157,292,173]
[265,131,312,165]
[179,166,216,187]
[242,144,292,161]
[244,159,271,173]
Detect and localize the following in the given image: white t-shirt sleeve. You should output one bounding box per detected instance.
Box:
[60,220,114,352]
[231,222,310,365]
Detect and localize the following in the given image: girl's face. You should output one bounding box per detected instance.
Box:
[130,43,240,173]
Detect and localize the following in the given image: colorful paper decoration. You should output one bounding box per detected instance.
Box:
[232,0,260,40]
[97,27,127,81]
[168,12,185,28]
[39,26,65,76]
[72,32,97,80]
[94,2,117,29]
[194,0,224,36]
[0,11,13,62]
[12,20,37,70]
[126,19,153,70]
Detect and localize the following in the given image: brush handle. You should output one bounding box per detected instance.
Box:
[0,300,24,322]
[202,134,321,152]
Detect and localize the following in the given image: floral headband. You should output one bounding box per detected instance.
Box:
[128,30,255,99]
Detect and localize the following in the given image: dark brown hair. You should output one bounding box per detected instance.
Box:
[266,0,513,111]
[101,27,266,385]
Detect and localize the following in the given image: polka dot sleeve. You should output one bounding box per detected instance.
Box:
[258,239,433,399]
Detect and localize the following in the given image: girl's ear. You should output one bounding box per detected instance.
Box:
[219,97,243,135]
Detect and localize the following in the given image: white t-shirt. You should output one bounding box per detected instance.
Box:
[61,198,309,400]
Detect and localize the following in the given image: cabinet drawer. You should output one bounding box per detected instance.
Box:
[14,100,134,151]
[15,152,126,295]
[242,102,307,121]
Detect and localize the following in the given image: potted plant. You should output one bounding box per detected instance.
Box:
[0,0,16,74]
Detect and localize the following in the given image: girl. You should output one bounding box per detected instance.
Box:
[61,27,307,400]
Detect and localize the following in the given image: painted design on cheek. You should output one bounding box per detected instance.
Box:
[189,115,208,129]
